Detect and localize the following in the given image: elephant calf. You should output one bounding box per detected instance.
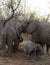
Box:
[25,41,43,60]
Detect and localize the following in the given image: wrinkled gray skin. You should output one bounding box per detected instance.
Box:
[0,25,23,57]
[13,24,23,52]
[25,41,43,60]
[21,20,50,54]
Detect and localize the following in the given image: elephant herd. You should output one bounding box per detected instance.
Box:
[0,19,50,60]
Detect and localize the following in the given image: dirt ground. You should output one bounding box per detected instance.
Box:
[0,41,50,65]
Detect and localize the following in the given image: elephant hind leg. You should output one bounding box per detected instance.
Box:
[1,34,7,57]
[13,39,19,53]
[8,45,14,57]
[13,43,17,53]
[46,44,49,54]
[7,38,14,57]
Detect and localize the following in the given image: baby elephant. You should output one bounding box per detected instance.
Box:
[25,41,43,60]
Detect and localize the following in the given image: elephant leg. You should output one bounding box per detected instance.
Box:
[7,37,14,57]
[8,43,14,57]
[13,39,19,53]
[35,49,39,60]
[46,44,50,55]
[2,35,7,57]
[13,43,18,53]
[26,51,32,60]
[39,43,45,55]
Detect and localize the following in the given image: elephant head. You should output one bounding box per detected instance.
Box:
[21,20,30,33]
[21,20,38,34]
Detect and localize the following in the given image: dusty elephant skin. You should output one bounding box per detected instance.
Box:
[25,41,43,60]
[13,24,23,53]
[21,20,50,54]
[0,25,23,57]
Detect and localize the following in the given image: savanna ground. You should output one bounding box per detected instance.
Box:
[0,34,50,65]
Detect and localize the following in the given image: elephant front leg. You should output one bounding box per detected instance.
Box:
[25,50,33,61]
[2,43,6,57]
[25,53,31,61]
[13,39,19,53]
[46,44,50,55]
[13,43,18,53]
[40,44,45,55]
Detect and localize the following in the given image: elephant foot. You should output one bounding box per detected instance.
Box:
[34,56,41,61]
[25,55,32,61]
[8,52,14,57]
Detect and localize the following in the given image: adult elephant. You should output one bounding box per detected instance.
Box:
[0,25,23,57]
[21,20,50,54]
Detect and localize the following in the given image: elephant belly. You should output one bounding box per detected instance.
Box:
[31,31,50,45]
[39,31,50,44]
[39,23,50,43]
[31,32,38,43]
[7,27,16,40]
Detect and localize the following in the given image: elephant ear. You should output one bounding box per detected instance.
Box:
[27,21,37,34]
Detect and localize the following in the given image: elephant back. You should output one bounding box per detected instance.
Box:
[7,26,17,39]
